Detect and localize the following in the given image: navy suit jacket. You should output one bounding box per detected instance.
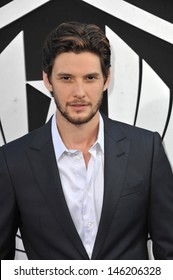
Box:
[0,114,173,259]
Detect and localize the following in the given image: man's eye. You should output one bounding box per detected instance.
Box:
[87,76,95,80]
[62,76,70,80]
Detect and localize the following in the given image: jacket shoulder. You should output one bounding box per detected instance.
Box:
[1,119,52,155]
[103,114,159,140]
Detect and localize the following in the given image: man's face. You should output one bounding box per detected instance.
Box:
[43,52,110,125]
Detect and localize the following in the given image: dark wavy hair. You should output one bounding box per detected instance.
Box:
[42,21,111,81]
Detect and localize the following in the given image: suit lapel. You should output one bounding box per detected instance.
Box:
[26,120,89,259]
[92,116,130,259]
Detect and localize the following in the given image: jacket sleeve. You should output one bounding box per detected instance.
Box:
[0,147,19,259]
[149,132,173,259]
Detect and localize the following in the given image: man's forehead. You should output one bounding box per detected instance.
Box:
[52,52,102,72]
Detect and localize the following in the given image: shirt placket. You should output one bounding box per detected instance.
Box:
[82,153,97,258]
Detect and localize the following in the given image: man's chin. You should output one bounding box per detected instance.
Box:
[62,112,97,125]
[65,117,92,125]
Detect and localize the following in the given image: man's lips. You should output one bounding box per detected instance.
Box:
[68,102,89,106]
[67,102,90,112]
[67,102,90,108]
[70,105,88,111]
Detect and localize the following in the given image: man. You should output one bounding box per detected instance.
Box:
[0,22,173,260]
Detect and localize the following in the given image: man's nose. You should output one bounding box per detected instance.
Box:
[72,81,86,98]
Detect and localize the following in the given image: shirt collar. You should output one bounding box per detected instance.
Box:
[51,113,104,161]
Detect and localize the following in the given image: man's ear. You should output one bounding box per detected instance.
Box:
[43,71,53,92]
[103,68,111,92]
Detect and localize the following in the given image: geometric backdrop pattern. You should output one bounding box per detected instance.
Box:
[0,0,173,259]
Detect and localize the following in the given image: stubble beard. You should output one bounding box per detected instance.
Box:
[54,94,103,125]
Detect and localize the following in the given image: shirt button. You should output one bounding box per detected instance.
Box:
[87,221,93,229]
[74,155,81,161]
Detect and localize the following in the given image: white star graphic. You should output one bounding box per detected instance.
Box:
[27,80,56,121]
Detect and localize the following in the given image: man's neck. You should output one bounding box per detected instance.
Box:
[55,111,100,162]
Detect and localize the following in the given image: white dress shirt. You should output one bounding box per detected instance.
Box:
[51,113,104,258]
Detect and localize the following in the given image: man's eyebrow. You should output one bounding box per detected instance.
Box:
[56,72,72,77]
[85,72,100,76]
